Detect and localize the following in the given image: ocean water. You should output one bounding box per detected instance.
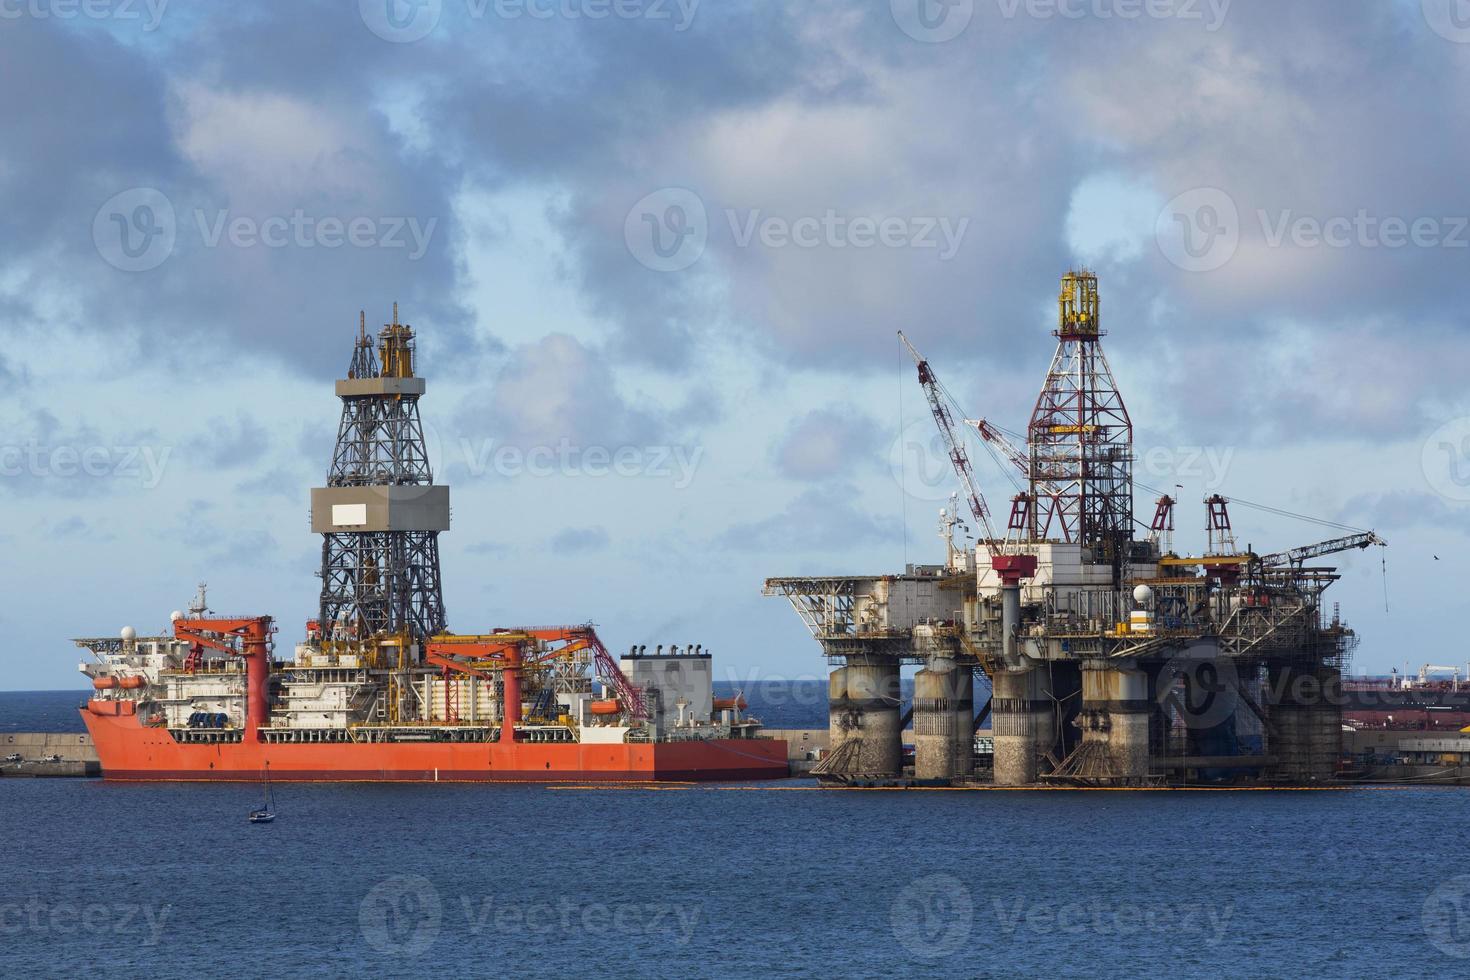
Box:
[6,690,1470,977]
[1,777,1468,977]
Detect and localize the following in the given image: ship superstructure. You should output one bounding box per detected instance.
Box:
[74,309,785,781]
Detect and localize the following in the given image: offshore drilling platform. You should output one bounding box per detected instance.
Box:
[766,270,1383,788]
[74,307,786,781]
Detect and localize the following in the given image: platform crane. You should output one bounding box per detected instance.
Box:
[1258,531,1386,571]
[898,332,1037,671]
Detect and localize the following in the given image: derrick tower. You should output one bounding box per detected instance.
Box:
[311,305,449,643]
[1027,270,1134,578]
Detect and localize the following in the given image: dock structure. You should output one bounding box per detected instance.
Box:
[767,270,1382,789]
[1,732,100,777]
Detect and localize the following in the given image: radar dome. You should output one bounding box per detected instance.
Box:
[1132,585,1153,605]
[120,626,137,642]
[169,611,183,623]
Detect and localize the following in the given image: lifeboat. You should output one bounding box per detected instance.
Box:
[588,699,621,716]
[118,675,147,690]
[92,676,118,690]
[712,696,748,711]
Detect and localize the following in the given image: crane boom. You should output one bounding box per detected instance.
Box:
[1259,531,1385,569]
[898,332,997,543]
[965,418,1028,474]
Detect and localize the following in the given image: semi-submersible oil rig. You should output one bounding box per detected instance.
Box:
[766,270,1384,787]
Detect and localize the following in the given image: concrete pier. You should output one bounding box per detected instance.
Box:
[0,733,100,777]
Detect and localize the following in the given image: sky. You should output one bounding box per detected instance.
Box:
[2,0,1469,690]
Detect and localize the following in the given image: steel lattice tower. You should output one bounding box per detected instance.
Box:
[312,306,449,642]
[1026,271,1134,577]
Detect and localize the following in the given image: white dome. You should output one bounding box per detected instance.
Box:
[1132,585,1153,605]
[169,610,184,623]
[120,626,137,642]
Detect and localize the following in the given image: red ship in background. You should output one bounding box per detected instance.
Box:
[1342,666,1470,732]
[76,308,787,782]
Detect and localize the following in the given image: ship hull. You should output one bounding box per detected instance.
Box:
[82,710,789,783]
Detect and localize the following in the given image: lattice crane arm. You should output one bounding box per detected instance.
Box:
[1259,531,1386,568]
[898,331,998,544]
[964,418,1028,474]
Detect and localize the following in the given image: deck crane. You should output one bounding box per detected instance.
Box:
[898,331,997,545]
[898,332,1037,672]
[1258,532,1386,571]
[964,418,1028,475]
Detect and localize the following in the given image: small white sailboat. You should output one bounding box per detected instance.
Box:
[248,764,276,824]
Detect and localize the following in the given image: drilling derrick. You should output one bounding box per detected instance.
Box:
[1027,270,1134,582]
[312,306,449,644]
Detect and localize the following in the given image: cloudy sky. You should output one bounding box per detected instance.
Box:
[2,0,1468,689]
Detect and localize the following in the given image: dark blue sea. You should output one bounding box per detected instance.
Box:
[4,690,1469,977]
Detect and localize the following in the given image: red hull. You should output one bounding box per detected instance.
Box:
[82,710,789,783]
